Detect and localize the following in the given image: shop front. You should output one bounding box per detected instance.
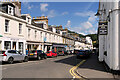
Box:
[27,41,42,51]
[52,43,66,54]
[1,37,26,54]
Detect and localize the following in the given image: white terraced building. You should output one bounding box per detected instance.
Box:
[97,0,120,71]
[0,1,75,53]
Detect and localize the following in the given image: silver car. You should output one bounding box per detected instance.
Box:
[0,50,28,64]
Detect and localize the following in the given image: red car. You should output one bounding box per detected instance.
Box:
[46,51,57,57]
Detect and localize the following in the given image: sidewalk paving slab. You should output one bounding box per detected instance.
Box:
[77,53,115,79]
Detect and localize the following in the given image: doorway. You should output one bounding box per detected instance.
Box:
[13,42,16,50]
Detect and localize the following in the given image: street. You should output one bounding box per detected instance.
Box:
[1,53,115,80]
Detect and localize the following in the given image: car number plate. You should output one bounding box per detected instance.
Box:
[30,54,33,55]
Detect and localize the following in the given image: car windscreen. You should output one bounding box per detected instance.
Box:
[78,52,84,54]
[30,50,36,53]
[37,50,42,53]
[46,52,50,53]
[0,51,5,54]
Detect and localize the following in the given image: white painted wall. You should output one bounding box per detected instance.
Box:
[98,0,120,70]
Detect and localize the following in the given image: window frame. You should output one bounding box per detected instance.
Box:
[19,23,22,34]
[5,19,9,33]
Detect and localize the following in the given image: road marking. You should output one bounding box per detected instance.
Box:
[69,60,86,79]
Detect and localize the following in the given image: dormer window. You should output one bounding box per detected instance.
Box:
[27,17,30,23]
[8,5,14,15]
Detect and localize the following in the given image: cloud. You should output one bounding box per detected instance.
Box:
[88,15,97,23]
[86,29,97,34]
[75,11,95,17]
[81,21,93,29]
[48,10,56,18]
[40,3,48,12]
[70,11,98,35]
[62,12,68,15]
[22,2,33,10]
[28,5,33,10]
[65,20,71,29]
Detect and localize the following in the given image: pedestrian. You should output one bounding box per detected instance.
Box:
[26,49,28,55]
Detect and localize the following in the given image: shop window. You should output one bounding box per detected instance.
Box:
[4,41,11,50]
[19,42,23,53]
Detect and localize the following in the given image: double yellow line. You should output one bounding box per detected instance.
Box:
[69,60,86,79]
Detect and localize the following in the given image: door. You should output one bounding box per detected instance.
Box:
[7,50,18,61]
[13,42,16,50]
[16,51,24,60]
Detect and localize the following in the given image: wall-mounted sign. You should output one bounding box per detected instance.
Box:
[99,21,108,35]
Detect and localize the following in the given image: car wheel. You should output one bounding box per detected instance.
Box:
[8,57,14,64]
[52,55,54,58]
[37,56,41,60]
[24,57,28,62]
[44,56,47,59]
[76,56,79,59]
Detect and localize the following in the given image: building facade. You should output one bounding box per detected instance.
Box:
[97,0,120,71]
[0,2,26,54]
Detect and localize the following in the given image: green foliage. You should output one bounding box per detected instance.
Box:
[86,34,97,41]
[86,34,98,48]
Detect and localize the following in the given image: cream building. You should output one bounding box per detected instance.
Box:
[0,2,26,54]
[0,1,75,54]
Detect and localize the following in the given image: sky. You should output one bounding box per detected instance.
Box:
[21,2,99,35]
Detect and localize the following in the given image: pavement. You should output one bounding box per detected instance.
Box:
[76,53,115,80]
[1,53,116,80]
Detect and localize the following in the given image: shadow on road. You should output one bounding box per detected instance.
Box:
[55,55,83,66]
[55,54,107,73]
[78,53,107,72]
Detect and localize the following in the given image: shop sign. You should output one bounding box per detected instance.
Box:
[99,21,108,35]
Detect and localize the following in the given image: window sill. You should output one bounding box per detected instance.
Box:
[4,32,11,35]
[18,34,24,37]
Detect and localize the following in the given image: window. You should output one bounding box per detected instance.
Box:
[8,5,14,15]
[8,50,16,54]
[5,20,9,32]
[28,29,31,37]
[4,41,11,50]
[35,30,37,38]
[40,24,43,28]
[40,32,42,40]
[19,23,22,34]
[27,17,30,23]
[19,42,23,53]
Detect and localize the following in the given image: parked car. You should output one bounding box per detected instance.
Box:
[0,50,28,64]
[67,50,73,55]
[28,50,47,60]
[76,50,90,58]
[57,51,65,56]
[46,51,57,57]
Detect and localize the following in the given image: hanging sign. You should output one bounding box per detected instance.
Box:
[99,21,108,35]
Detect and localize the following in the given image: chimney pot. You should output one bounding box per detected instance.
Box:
[33,17,35,19]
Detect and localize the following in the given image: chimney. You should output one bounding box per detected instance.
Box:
[33,17,35,19]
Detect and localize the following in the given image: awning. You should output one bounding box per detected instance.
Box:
[0,35,3,37]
